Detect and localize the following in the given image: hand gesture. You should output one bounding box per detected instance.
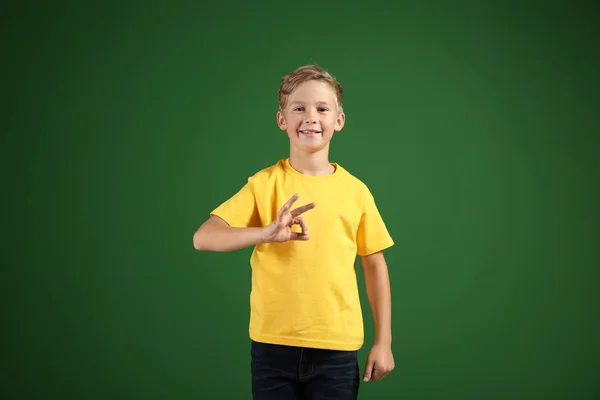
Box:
[263,194,316,243]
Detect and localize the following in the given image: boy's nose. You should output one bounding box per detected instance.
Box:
[305,112,318,123]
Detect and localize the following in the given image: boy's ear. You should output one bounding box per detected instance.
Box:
[276,110,287,130]
[334,111,346,132]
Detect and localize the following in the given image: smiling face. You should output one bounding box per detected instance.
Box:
[277,80,346,154]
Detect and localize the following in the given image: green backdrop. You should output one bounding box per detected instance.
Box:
[3,1,599,399]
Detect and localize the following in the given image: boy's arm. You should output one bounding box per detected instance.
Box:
[361,251,395,382]
[193,194,315,252]
[362,251,392,345]
[193,215,268,252]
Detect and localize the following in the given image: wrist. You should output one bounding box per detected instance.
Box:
[260,224,274,244]
[374,331,392,346]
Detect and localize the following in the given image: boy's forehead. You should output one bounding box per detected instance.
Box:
[288,80,337,103]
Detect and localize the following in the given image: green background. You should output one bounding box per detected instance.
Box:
[3,1,599,399]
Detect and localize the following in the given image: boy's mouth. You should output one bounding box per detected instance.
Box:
[299,130,322,136]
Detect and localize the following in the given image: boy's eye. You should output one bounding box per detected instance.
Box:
[292,106,328,112]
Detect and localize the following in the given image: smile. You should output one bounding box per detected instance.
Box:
[299,130,322,135]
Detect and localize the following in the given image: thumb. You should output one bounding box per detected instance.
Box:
[363,359,375,382]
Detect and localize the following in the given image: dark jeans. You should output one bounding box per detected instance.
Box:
[250,340,360,400]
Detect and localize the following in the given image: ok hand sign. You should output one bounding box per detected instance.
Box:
[263,194,316,243]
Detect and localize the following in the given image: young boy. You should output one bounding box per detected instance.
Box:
[193,65,395,399]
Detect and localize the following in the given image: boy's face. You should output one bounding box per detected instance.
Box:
[277,80,345,154]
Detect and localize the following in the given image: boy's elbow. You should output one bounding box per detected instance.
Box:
[193,216,228,251]
[193,232,201,250]
[193,229,208,251]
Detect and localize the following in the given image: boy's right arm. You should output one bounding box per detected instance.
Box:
[193,193,316,252]
[192,215,268,252]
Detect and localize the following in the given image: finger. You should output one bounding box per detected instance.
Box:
[363,360,375,382]
[372,362,393,381]
[290,202,316,217]
[294,217,308,234]
[289,231,310,241]
[371,367,385,381]
[280,194,299,214]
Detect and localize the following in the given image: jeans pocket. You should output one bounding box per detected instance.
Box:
[251,341,297,374]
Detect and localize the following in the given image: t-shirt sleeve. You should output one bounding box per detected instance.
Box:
[356,188,394,256]
[210,177,261,228]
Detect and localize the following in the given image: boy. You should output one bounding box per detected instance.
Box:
[193,65,395,399]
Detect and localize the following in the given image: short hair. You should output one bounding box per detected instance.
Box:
[278,64,344,113]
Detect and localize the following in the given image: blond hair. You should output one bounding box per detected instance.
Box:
[277,64,344,113]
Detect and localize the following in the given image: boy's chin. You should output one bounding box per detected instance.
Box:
[290,140,329,153]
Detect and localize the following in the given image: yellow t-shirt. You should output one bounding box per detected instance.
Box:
[210,158,394,351]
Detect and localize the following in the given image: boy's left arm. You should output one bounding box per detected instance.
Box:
[360,251,395,382]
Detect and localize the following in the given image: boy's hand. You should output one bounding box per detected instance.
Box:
[263,194,315,243]
[363,343,395,382]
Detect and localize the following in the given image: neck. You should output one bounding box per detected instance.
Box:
[288,146,335,176]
